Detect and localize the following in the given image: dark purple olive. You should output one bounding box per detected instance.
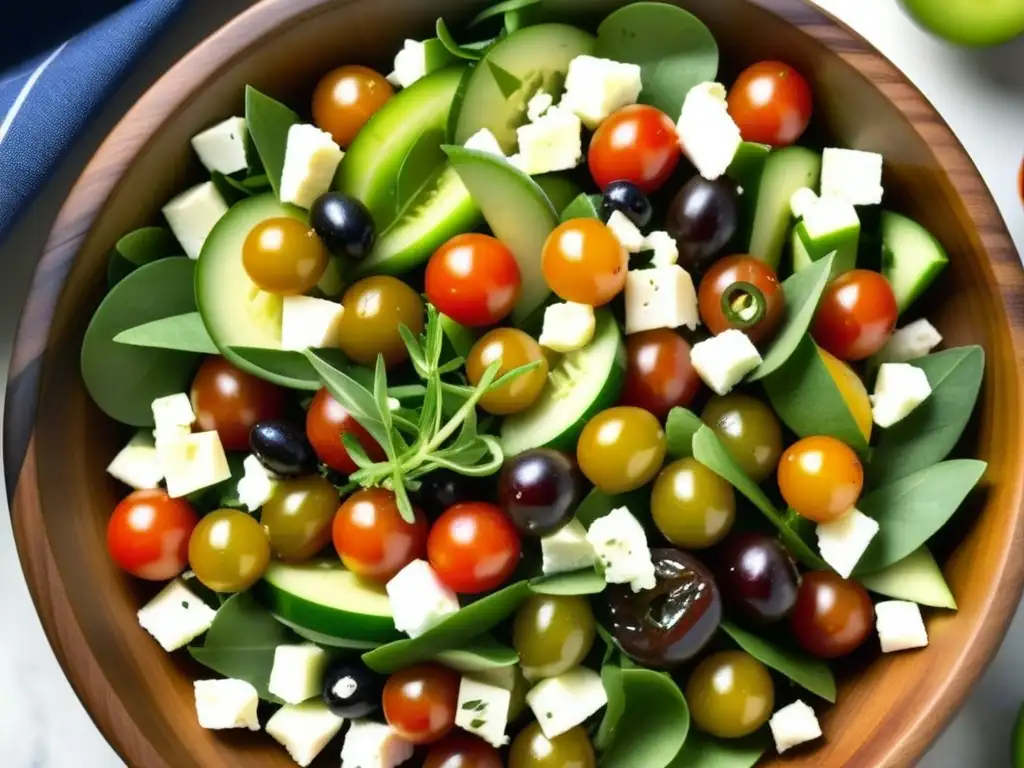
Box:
[715,533,800,624]
[415,470,490,518]
[601,180,653,228]
[310,192,376,260]
[322,659,383,718]
[498,449,583,537]
[604,548,722,669]
[664,175,740,272]
[250,420,317,477]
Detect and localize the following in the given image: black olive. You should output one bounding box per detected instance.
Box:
[664,175,740,272]
[498,449,584,537]
[415,470,490,518]
[310,192,376,260]
[322,659,383,718]
[714,533,800,625]
[600,180,653,228]
[250,420,318,477]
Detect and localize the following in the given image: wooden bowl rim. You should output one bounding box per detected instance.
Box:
[5,0,1023,766]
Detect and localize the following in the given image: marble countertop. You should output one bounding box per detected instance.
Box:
[0,0,1021,765]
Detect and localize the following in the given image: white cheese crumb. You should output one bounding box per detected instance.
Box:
[525,667,608,740]
[770,700,822,754]
[515,106,583,176]
[527,90,555,122]
[676,82,742,181]
[386,560,460,638]
[816,507,880,579]
[586,506,656,592]
[875,600,929,653]
[644,231,679,267]
[194,679,260,731]
[874,319,942,364]
[541,519,597,576]
[606,211,645,253]
[137,578,216,651]
[624,265,699,334]
[387,39,429,89]
[464,127,508,159]
[560,55,642,129]
[539,302,596,353]
[191,116,249,175]
[689,329,763,395]
[821,147,884,206]
[871,362,932,428]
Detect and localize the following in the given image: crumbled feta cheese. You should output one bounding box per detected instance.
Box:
[269,644,330,705]
[152,393,196,437]
[464,127,507,158]
[107,430,163,490]
[871,363,932,428]
[541,520,597,576]
[387,39,429,89]
[676,82,742,181]
[560,55,642,129]
[816,507,880,579]
[386,560,460,638]
[195,679,260,731]
[606,211,645,253]
[801,194,859,239]
[280,124,344,209]
[527,90,555,122]
[456,675,511,748]
[790,187,819,219]
[769,700,822,754]
[515,106,583,176]
[162,181,229,259]
[821,147,884,206]
[266,700,344,767]
[644,231,678,267]
[341,719,414,768]
[875,319,943,364]
[624,265,699,334]
[525,667,608,740]
[586,506,656,592]
[539,302,596,353]
[137,578,216,651]
[191,116,249,175]
[875,600,929,653]
[690,329,763,395]
[281,295,345,351]
[237,454,278,512]
[158,430,232,499]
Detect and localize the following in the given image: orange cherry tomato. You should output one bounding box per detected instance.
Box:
[812,270,899,361]
[777,436,864,523]
[466,328,549,416]
[312,65,394,148]
[107,490,198,580]
[588,104,681,194]
[383,663,461,745]
[542,218,628,306]
[697,255,785,345]
[306,387,386,476]
[727,61,813,147]
[426,234,522,327]
[619,329,702,418]
[428,502,522,594]
[191,357,286,451]
[333,488,429,583]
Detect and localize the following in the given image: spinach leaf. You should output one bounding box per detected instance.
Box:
[107,226,181,288]
[229,346,367,392]
[275,617,380,650]
[469,0,542,27]
[436,635,519,672]
[669,731,769,768]
[210,171,253,205]
[245,86,301,198]
[721,621,836,702]
[114,312,218,354]
[436,18,488,61]
[666,406,703,458]
[574,487,652,531]
[859,547,957,610]
[560,192,602,222]
[594,664,626,750]
[598,668,690,768]
[242,173,271,192]
[596,2,718,118]
[529,568,605,596]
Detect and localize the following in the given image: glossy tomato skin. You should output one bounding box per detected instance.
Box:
[698,255,785,345]
[577,407,667,494]
[790,571,873,658]
[466,328,549,416]
[620,329,702,418]
[107,490,198,580]
[812,270,899,361]
[428,502,522,594]
[665,176,740,273]
[336,276,425,368]
[715,532,800,624]
[509,723,596,768]
[333,488,429,583]
[727,61,813,147]
[382,663,461,745]
[191,357,286,451]
[778,436,864,523]
[426,234,522,327]
[589,105,681,194]
[306,387,385,476]
[261,475,339,562]
[498,449,583,537]
[242,217,328,295]
[189,509,271,592]
[312,65,394,148]
[686,651,774,738]
[513,594,596,680]
[425,731,503,768]
[701,395,783,484]
[542,218,628,307]
[651,458,736,549]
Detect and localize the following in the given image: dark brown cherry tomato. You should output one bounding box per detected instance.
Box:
[790,571,874,658]
[665,176,741,273]
[425,731,503,768]
[778,436,863,524]
[382,663,460,745]
[727,61,813,147]
[242,217,329,295]
[107,490,198,580]
[191,357,286,451]
[697,255,785,345]
[426,234,522,327]
[715,532,800,624]
[333,488,429,583]
[466,328,549,416]
[812,269,899,361]
[336,276,425,368]
[588,104,682,194]
[620,329,702,418]
[498,449,583,537]
[428,502,522,594]
[312,65,394,148]
[306,387,386,476]
[542,218,628,307]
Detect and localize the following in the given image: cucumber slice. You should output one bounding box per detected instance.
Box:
[880,211,949,314]
[445,146,559,322]
[859,547,956,610]
[501,311,625,456]
[259,560,400,643]
[534,174,583,216]
[794,197,860,277]
[452,23,596,152]
[748,147,822,270]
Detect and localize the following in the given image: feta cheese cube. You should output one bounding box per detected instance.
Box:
[525,667,608,739]
[624,265,699,335]
[875,319,943,364]
[107,430,163,490]
[515,106,583,176]
[386,560,460,638]
[281,295,345,351]
[801,194,859,239]
[237,454,278,512]
[821,147,884,206]
[560,55,642,129]
[539,302,596,353]
[586,506,656,592]
[676,83,742,181]
[159,430,232,499]
[191,116,249,175]
[606,211,645,253]
[871,363,932,428]
[152,393,196,438]
[816,507,880,579]
[456,675,512,748]
[527,90,555,122]
[280,124,344,210]
[387,39,429,89]
[875,600,929,653]
[137,578,216,651]
[644,231,678,267]
[541,519,597,576]
[269,644,330,705]
[790,187,819,219]
[266,700,344,767]
[690,329,763,395]
[162,181,229,259]
[194,679,260,731]
[769,700,822,754]
[464,127,507,159]
[341,720,414,768]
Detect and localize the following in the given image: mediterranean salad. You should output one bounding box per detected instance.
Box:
[82,2,986,766]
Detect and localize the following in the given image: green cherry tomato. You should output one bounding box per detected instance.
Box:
[686,650,774,738]
[261,475,340,562]
[701,394,783,484]
[336,276,425,368]
[577,407,667,494]
[513,594,596,681]
[509,723,596,768]
[188,509,271,592]
[651,458,736,549]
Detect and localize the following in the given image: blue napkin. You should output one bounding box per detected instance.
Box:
[0,0,187,242]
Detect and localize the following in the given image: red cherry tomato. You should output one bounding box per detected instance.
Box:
[811,270,898,361]
[333,488,429,583]
[424,731,503,768]
[620,329,702,418]
[106,490,199,580]
[383,663,461,745]
[588,105,681,194]
[698,255,785,345]
[428,502,522,594]
[306,387,386,476]
[426,234,522,327]
[727,61,813,147]
[190,357,286,451]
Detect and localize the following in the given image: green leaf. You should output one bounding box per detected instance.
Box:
[469,0,542,27]
[305,349,390,448]
[867,346,985,488]
[859,547,957,610]
[668,731,769,768]
[598,668,690,768]
[529,568,606,596]
[436,18,488,61]
[488,60,524,100]
[245,86,301,198]
[211,170,253,205]
[596,2,719,118]
[595,664,626,750]
[748,252,835,381]
[242,173,271,191]
[113,312,218,354]
[666,407,703,458]
[440,313,476,359]
[107,227,182,288]
[227,346,365,391]
[273,615,380,649]
[574,487,651,531]
[720,621,836,702]
[855,460,987,574]
[395,128,448,215]
[560,192,602,223]
[373,356,399,460]
[436,635,519,672]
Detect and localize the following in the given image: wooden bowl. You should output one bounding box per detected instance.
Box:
[5,0,1022,766]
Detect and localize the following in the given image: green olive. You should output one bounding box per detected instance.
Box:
[513,594,596,681]
[261,475,340,562]
[509,723,596,768]
[188,509,271,592]
[701,394,782,484]
[685,650,774,739]
[577,407,667,494]
[651,458,736,549]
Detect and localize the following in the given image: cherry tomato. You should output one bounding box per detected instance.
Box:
[428,502,522,594]
[777,436,864,523]
[819,347,873,443]
[588,104,681,194]
[242,217,328,295]
[382,663,460,745]
[312,65,394,148]
[686,651,774,738]
[426,234,522,327]
[620,329,702,418]
[466,328,549,416]
[188,509,271,592]
[790,571,873,658]
[107,490,198,580]
[509,723,596,768]
[542,218,628,306]
[698,255,785,345]
[336,276,425,368]
[812,270,899,361]
[261,475,339,562]
[306,387,386,476]
[727,61,813,147]
[577,407,667,494]
[425,731,503,768]
[191,357,285,451]
[333,488,429,583]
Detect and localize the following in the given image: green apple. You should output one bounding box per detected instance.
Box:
[900,0,1024,47]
